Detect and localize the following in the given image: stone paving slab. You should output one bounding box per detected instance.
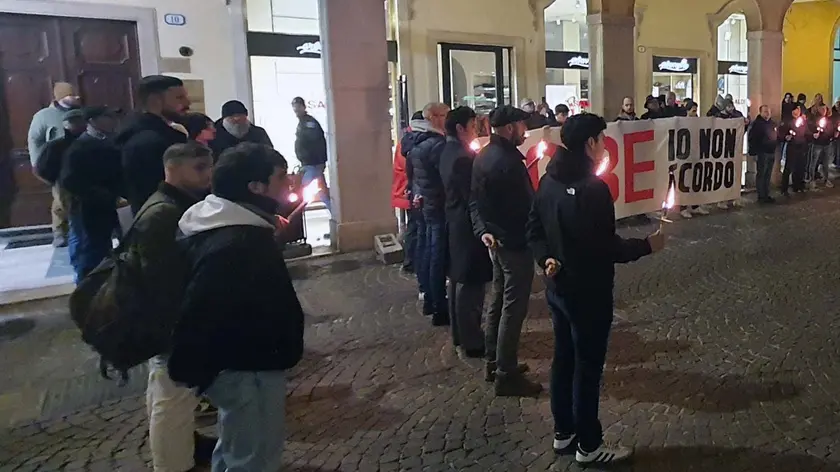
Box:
[3,193,840,470]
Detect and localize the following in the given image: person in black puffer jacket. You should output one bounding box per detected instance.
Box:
[400,102,450,325]
[208,100,273,159]
[168,143,303,472]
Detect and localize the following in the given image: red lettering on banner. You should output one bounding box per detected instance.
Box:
[624,130,655,203]
[524,142,558,190]
[601,137,620,201]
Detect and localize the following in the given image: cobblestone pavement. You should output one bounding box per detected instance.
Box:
[4,192,840,471]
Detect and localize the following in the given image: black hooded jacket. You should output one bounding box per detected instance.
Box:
[209,119,273,159]
[401,119,446,214]
[116,112,188,213]
[527,148,651,296]
[747,116,778,155]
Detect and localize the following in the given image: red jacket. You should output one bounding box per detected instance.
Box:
[391,141,410,209]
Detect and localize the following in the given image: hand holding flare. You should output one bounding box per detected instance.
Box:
[287,180,321,220]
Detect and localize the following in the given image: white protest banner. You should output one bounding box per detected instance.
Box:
[476,117,745,219]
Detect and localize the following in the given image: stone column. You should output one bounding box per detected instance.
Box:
[587,13,635,119]
[318,0,397,251]
[747,30,784,186]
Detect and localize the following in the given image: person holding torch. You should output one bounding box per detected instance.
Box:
[807,105,835,189]
[526,113,664,466]
[779,106,809,195]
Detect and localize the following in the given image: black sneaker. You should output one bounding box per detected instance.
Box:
[553,433,577,455]
[576,442,632,465]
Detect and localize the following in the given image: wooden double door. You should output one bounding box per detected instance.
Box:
[0,13,141,228]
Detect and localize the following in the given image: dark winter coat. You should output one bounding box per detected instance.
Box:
[127,182,201,336]
[35,130,81,184]
[168,195,304,392]
[401,119,446,214]
[470,134,533,251]
[662,105,687,117]
[527,149,651,297]
[116,112,188,213]
[808,116,837,146]
[209,119,273,159]
[294,114,328,166]
[60,133,123,212]
[747,117,778,155]
[439,137,492,284]
[779,118,809,152]
[525,113,551,130]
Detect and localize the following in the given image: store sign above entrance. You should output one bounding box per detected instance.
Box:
[717,61,748,75]
[545,51,589,70]
[653,56,698,74]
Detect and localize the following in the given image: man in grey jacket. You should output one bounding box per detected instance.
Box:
[27,82,81,246]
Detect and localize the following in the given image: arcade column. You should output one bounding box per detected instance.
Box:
[747,30,784,185]
[318,0,397,251]
[587,12,636,119]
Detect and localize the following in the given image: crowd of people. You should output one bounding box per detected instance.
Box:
[24,76,336,472]
[393,100,666,465]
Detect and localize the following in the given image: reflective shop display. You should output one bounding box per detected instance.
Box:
[652,56,699,106]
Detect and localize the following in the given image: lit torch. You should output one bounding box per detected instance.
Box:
[469,139,482,152]
[287,180,321,220]
[526,140,549,169]
[819,117,827,133]
[659,181,676,232]
[790,116,804,136]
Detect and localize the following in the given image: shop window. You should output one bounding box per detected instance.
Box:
[716,14,748,116]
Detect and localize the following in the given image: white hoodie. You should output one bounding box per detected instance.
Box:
[179,194,274,237]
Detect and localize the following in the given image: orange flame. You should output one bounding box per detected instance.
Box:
[301,180,321,203]
[662,182,676,211]
[820,118,827,129]
[288,192,299,203]
[595,157,610,176]
[796,117,804,128]
[469,139,482,152]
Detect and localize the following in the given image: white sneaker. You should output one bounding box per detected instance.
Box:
[679,209,693,219]
[731,199,743,208]
[717,201,729,210]
[552,433,577,454]
[418,292,425,301]
[809,181,817,191]
[576,442,633,464]
[692,205,710,215]
[826,180,834,188]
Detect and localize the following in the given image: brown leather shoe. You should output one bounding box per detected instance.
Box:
[494,371,543,397]
[484,361,530,382]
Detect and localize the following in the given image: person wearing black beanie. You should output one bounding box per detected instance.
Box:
[208,100,273,159]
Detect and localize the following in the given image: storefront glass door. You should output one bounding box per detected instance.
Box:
[439,43,512,115]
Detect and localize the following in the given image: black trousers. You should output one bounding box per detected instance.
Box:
[547,289,613,452]
[782,145,807,193]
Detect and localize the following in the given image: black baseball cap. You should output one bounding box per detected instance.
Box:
[488,105,530,128]
[63,109,85,121]
[82,106,117,121]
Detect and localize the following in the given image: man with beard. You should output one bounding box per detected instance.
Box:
[615,97,637,121]
[131,142,216,472]
[471,105,542,397]
[209,100,272,158]
[117,75,191,213]
[60,107,122,281]
[439,106,490,356]
[527,113,664,466]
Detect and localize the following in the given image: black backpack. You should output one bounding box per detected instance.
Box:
[69,202,173,382]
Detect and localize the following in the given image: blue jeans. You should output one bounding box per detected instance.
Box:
[68,208,116,283]
[205,370,287,472]
[423,211,447,315]
[414,211,429,295]
[547,289,613,452]
[301,164,331,213]
[402,208,421,270]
